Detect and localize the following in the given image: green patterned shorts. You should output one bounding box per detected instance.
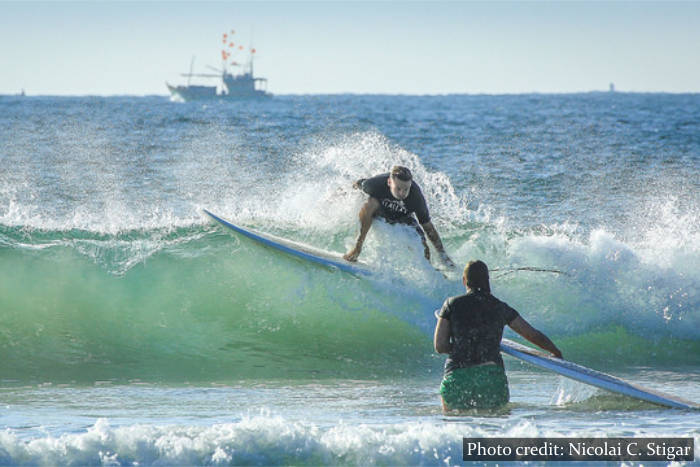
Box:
[440,364,510,409]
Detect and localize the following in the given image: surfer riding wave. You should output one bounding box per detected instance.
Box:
[344,165,455,268]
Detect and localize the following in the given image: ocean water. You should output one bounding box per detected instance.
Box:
[0,93,698,465]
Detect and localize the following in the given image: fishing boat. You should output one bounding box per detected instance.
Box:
[166,30,271,101]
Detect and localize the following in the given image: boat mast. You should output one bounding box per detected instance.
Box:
[187,56,195,86]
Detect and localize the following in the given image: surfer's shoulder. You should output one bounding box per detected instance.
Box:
[445,293,472,309]
[357,173,389,197]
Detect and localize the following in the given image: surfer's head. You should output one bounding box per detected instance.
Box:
[388,165,412,200]
[464,260,491,293]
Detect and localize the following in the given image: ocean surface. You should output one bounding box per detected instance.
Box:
[0,93,698,465]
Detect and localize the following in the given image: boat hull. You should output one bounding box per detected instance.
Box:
[166,82,271,101]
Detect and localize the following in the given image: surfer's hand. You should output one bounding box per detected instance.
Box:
[343,247,360,262]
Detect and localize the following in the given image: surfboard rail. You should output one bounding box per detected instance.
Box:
[501,338,699,410]
[203,209,372,277]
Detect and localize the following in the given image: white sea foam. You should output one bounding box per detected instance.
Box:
[3,416,695,466]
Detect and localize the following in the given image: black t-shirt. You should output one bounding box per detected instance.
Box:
[438,290,520,375]
[357,173,430,224]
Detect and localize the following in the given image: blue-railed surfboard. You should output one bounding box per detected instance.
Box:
[204,209,372,277]
[499,338,698,410]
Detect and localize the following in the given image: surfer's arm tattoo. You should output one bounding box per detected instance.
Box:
[421,221,455,267]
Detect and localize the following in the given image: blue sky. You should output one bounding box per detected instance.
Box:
[2,1,699,95]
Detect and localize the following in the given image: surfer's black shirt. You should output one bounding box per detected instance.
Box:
[438,290,520,375]
[356,174,430,225]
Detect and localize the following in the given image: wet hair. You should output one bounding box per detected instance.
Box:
[464,260,491,293]
[390,165,412,182]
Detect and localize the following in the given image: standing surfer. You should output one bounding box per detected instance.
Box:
[343,165,455,268]
[434,260,562,411]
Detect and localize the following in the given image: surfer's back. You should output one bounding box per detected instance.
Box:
[440,291,519,373]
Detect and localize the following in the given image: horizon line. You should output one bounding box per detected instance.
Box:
[3,90,700,98]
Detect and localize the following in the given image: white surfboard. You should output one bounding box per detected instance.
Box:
[204,209,372,277]
[500,338,698,410]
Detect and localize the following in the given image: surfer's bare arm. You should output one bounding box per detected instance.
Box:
[433,317,452,354]
[344,197,380,262]
[508,316,563,359]
[421,221,455,267]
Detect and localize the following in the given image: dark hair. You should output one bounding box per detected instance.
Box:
[390,165,412,182]
[464,260,490,293]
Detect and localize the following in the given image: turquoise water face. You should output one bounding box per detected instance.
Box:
[1,229,698,384]
[0,94,698,464]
